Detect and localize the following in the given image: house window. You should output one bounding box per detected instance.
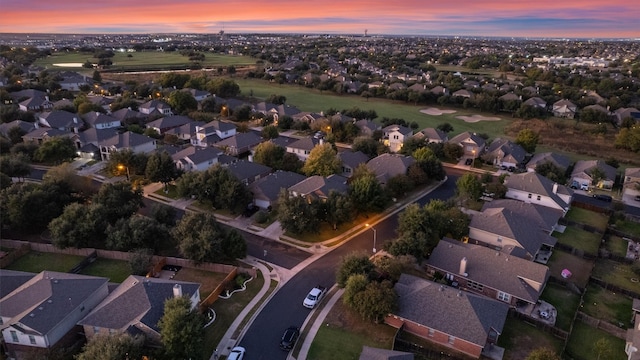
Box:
[537,195,541,201]
[528,193,532,199]
[29,335,36,345]
[428,328,434,337]
[393,135,399,140]
[10,330,18,342]
[467,280,484,291]
[448,336,455,344]
[498,291,511,302]
[93,326,100,334]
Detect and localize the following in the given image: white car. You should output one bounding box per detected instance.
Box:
[227,346,246,360]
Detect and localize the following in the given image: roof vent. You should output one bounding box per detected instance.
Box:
[30,313,35,317]
[38,307,44,311]
[457,291,463,297]
[47,299,53,303]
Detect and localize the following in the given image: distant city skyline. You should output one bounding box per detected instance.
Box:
[1,0,638,39]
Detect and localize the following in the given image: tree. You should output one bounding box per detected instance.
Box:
[92,182,144,224]
[76,333,144,360]
[91,70,102,83]
[535,161,566,183]
[145,151,178,191]
[526,347,561,360]
[173,212,246,263]
[348,165,389,214]
[150,203,177,226]
[128,248,154,276]
[301,143,341,176]
[515,128,539,153]
[206,78,240,98]
[436,122,454,133]
[49,203,107,249]
[593,337,612,360]
[33,137,77,164]
[456,173,483,204]
[336,253,375,288]
[276,189,320,234]
[343,274,369,307]
[443,142,464,160]
[0,153,32,179]
[168,90,198,114]
[349,280,396,323]
[158,296,205,359]
[106,216,171,252]
[321,191,353,230]
[260,125,279,139]
[352,136,382,158]
[252,141,286,169]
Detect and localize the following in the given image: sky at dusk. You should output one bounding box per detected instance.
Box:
[1,0,638,38]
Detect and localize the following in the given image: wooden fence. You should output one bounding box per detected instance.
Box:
[509,309,570,341]
[199,267,238,312]
[576,312,627,339]
[590,276,640,299]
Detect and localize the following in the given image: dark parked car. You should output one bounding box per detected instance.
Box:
[593,194,612,202]
[465,158,473,166]
[635,195,640,201]
[279,326,300,351]
[243,204,259,217]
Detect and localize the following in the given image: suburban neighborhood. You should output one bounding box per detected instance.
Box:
[0,32,640,360]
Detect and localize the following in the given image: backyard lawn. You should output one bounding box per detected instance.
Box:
[546,250,595,289]
[614,220,640,238]
[540,282,582,331]
[606,235,631,258]
[5,251,85,273]
[581,283,633,328]
[564,207,610,232]
[79,258,131,283]
[565,321,626,360]
[553,226,602,254]
[307,298,396,360]
[499,316,564,360]
[592,259,640,295]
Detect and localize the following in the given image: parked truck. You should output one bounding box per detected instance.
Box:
[303,286,327,309]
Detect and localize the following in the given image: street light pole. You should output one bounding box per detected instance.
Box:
[366,224,377,253]
[118,164,130,181]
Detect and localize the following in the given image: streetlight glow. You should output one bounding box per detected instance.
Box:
[366,224,377,253]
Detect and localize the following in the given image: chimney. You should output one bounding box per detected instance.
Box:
[459,257,468,276]
[173,284,183,298]
[553,183,558,194]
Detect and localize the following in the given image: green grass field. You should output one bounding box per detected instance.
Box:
[498,316,564,360]
[540,282,582,331]
[79,258,131,283]
[592,260,640,294]
[546,250,594,288]
[233,78,510,138]
[553,227,603,254]
[33,51,256,73]
[565,321,626,360]
[5,251,85,273]
[606,236,630,258]
[564,207,610,232]
[581,283,633,328]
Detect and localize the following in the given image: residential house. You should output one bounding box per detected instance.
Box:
[78,276,200,346]
[0,271,109,360]
[413,128,448,144]
[146,115,192,135]
[193,120,237,147]
[225,160,272,185]
[22,127,74,145]
[0,120,37,139]
[110,107,145,124]
[165,120,206,142]
[382,124,413,153]
[57,72,90,91]
[452,89,474,99]
[82,112,121,130]
[552,99,577,119]
[614,107,640,126]
[584,104,609,116]
[571,159,617,191]
[448,132,486,159]
[385,274,508,359]
[0,270,35,299]
[430,85,449,96]
[468,199,561,261]
[18,95,54,112]
[366,153,416,186]
[624,168,640,200]
[183,88,211,102]
[288,174,349,201]
[172,146,222,172]
[526,152,572,174]
[625,299,640,360]
[286,137,321,161]
[99,131,157,160]
[504,172,573,214]
[482,138,527,168]
[292,111,325,125]
[426,238,550,307]
[338,150,369,178]
[354,119,380,138]
[248,170,306,209]
[408,83,428,93]
[213,131,263,156]
[86,96,114,113]
[523,97,547,109]
[38,110,83,133]
[138,99,172,117]
[76,128,119,158]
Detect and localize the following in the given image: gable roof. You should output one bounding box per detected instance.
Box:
[287,137,321,151]
[428,238,549,304]
[485,138,527,163]
[248,170,307,202]
[413,128,448,142]
[0,269,35,299]
[82,112,120,128]
[78,127,120,145]
[366,153,416,184]
[0,120,37,137]
[505,172,572,208]
[78,275,199,333]
[571,159,617,182]
[338,150,370,168]
[172,146,222,166]
[471,199,560,256]
[214,131,263,152]
[526,152,572,171]
[110,107,144,122]
[146,115,192,131]
[288,174,349,198]
[383,124,413,137]
[0,271,108,335]
[39,110,82,129]
[393,274,509,346]
[449,131,486,149]
[225,160,272,183]
[100,131,155,148]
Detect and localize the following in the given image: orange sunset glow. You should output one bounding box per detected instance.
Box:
[1,0,638,38]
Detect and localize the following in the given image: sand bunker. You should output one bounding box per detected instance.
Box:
[53,63,84,67]
[456,115,502,123]
[420,107,457,116]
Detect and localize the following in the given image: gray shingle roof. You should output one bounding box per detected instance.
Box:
[485,138,526,163]
[0,120,36,137]
[393,274,509,346]
[505,172,572,209]
[225,160,272,183]
[39,110,82,129]
[249,170,306,202]
[288,174,349,198]
[79,275,199,333]
[0,271,108,335]
[146,115,193,131]
[172,146,222,166]
[100,131,155,148]
[526,152,571,171]
[0,269,35,299]
[428,238,549,304]
[366,153,416,184]
[338,150,370,168]
[82,112,120,127]
[287,137,320,151]
[471,199,560,256]
[448,131,486,149]
[571,159,617,182]
[214,131,263,151]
